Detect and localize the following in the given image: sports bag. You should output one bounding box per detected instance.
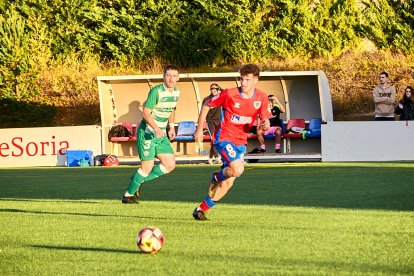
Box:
[94,154,109,166]
[108,125,131,141]
[103,155,120,166]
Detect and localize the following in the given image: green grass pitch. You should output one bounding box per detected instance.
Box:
[1,162,413,275]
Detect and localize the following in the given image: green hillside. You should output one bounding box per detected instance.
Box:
[1,0,413,126]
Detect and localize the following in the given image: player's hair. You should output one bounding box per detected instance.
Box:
[239,63,260,77]
[380,71,388,78]
[164,64,180,75]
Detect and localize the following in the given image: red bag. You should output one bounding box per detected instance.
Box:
[103,155,120,166]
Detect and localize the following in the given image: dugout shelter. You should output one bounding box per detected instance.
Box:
[97,70,333,162]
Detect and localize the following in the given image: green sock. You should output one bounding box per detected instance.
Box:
[127,170,147,195]
[144,164,169,182]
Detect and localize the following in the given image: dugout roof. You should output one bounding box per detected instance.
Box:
[97,70,333,155]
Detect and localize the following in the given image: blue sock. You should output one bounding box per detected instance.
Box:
[199,196,216,211]
[215,170,226,182]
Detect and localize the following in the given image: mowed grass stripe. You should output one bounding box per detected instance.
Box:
[1,201,412,275]
[0,163,413,275]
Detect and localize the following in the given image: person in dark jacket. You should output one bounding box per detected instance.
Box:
[395,86,414,120]
[202,83,223,164]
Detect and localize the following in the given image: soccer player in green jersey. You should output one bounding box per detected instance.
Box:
[122,65,180,203]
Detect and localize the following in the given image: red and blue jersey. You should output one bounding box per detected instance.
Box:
[207,87,271,146]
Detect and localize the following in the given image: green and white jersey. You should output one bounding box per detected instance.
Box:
[141,83,180,134]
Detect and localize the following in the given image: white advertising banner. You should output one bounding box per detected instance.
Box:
[0,125,102,167]
[322,121,414,161]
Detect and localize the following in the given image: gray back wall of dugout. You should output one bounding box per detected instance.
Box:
[97,71,333,157]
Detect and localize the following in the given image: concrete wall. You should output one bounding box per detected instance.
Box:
[322,121,414,161]
[1,121,414,167]
[0,126,102,167]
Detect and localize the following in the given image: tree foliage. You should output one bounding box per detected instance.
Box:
[0,0,413,103]
[0,6,49,100]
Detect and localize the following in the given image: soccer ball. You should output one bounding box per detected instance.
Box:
[136,226,164,254]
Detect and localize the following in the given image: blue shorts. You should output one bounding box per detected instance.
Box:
[214,141,245,167]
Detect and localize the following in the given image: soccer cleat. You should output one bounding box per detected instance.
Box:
[212,158,222,165]
[208,174,220,198]
[249,148,266,154]
[121,195,139,204]
[193,208,207,220]
[275,149,282,153]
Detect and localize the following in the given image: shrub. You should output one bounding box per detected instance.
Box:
[1,0,414,126]
[0,98,56,128]
[0,6,50,101]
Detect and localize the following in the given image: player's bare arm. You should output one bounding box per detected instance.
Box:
[167,109,176,140]
[273,96,286,113]
[261,118,270,131]
[143,107,165,138]
[194,104,211,141]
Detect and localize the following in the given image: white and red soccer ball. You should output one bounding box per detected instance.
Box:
[136,226,164,254]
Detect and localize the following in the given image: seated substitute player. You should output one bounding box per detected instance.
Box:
[192,63,272,220]
[249,94,285,153]
[121,65,180,204]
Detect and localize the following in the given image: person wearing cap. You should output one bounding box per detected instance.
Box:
[202,83,223,164]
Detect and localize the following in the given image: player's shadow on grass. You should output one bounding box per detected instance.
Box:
[31,245,138,254]
[0,208,135,218]
[0,198,100,204]
[0,208,189,222]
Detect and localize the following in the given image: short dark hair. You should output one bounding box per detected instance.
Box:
[380,71,388,78]
[239,63,260,77]
[163,64,179,75]
[210,83,221,90]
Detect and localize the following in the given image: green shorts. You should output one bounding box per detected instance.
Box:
[137,124,174,161]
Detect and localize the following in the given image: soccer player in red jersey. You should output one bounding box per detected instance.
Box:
[192,63,272,220]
